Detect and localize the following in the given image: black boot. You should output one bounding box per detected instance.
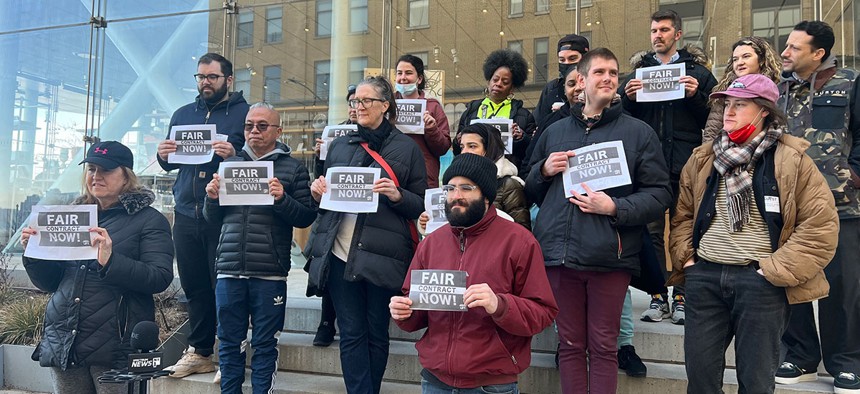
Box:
[617,345,647,377]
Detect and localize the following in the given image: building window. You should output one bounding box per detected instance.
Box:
[349,57,368,85]
[237,9,253,48]
[508,40,523,55]
[509,0,523,17]
[536,0,550,14]
[658,1,705,50]
[535,38,549,84]
[681,17,704,49]
[566,0,593,8]
[263,66,281,103]
[266,6,282,43]
[408,0,429,28]
[234,69,251,98]
[409,52,429,66]
[350,0,369,33]
[315,60,331,100]
[752,0,801,53]
[317,0,332,37]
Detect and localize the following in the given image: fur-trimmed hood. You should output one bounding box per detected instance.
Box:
[74,188,156,215]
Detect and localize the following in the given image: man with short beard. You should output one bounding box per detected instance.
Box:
[390,153,558,393]
[156,53,250,378]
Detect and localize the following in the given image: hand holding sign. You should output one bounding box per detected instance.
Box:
[542,151,576,178]
[212,138,235,160]
[373,177,401,203]
[463,283,499,314]
[157,140,177,162]
[20,227,37,250]
[269,178,284,201]
[679,75,698,98]
[389,296,413,321]
[624,78,643,101]
[423,111,436,129]
[89,227,113,267]
[311,176,326,202]
[569,183,617,216]
[206,173,221,199]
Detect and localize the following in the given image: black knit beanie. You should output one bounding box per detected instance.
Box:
[442,153,498,203]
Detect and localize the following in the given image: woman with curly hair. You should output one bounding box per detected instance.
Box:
[703,36,782,142]
[458,49,536,169]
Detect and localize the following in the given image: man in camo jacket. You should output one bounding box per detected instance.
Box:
[776,20,860,393]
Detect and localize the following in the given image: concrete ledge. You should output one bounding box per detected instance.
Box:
[151,370,421,393]
[1,345,52,393]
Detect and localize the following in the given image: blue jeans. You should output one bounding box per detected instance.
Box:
[327,257,398,394]
[216,277,287,394]
[421,379,519,394]
[684,260,789,394]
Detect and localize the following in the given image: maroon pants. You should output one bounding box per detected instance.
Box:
[547,266,631,394]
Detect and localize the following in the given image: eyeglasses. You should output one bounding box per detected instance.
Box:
[194,74,226,83]
[348,98,387,109]
[441,184,479,195]
[244,122,277,132]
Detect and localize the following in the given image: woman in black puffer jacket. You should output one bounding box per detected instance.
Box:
[21,141,173,394]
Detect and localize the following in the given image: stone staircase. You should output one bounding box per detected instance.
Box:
[152,271,836,394]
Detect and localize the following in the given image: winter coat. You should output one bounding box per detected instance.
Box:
[304,120,427,291]
[668,134,838,304]
[534,78,566,126]
[396,92,452,188]
[457,98,537,169]
[525,102,672,275]
[157,92,250,219]
[24,189,174,370]
[620,46,718,177]
[395,205,558,388]
[494,157,530,229]
[204,142,316,277]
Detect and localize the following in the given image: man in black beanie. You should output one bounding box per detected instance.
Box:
[389,153,558,393]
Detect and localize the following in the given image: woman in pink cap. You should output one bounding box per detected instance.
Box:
[667,73,839,393]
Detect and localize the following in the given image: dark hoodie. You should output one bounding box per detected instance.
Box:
[158,91,250,219]
[620,46,718,177]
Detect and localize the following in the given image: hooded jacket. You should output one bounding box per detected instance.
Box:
[525,102,672,275]
[620,46,718,176]
[777,56,860,219]
[204,142,316,277]
[668,134,838,304]
[396,91,452,188]
[494,157,530,229]
[158,91,250,219]
[25,189,174,370]
[395,205,558,389]
[457,98,537,169]
[304,120,427,291]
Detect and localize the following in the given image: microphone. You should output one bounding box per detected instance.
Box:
[127,321,163,373]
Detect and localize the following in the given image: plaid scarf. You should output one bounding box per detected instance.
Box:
[712,127,783,232]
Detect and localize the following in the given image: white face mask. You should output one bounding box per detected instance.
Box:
[395,83,418,96]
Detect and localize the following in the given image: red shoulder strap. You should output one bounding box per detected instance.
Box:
[359,141,420,247]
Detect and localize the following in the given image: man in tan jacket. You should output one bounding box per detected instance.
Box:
[667,74,838,393]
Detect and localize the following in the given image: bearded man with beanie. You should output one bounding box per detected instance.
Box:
[390,153,558,393]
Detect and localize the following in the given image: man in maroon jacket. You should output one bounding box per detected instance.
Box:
[389,153,558,393]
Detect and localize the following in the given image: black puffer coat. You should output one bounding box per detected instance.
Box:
[24,189,174,370]
[304,120,426,292]
[204,143,316,276]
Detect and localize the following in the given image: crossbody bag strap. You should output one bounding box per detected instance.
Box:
[359,142,420,248]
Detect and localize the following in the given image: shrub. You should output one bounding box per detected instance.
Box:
[0,293,48,345]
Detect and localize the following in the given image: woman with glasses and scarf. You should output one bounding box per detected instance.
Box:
[668,74,838,392]
[305,76,426,394]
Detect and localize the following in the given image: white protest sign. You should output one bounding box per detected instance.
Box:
[320,124,356,161]
[469,118,514,154]
[25,205,98,261]
[423,188,447,234]
[563,140,632,197]
[320,167,381,213]
[635,64,686,102]
[409,270,468,312]
[218,161,275,206]
[168,124,217,164]
[395,99,427,134]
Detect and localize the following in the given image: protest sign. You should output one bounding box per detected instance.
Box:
[395,99,427,134]
[320,124,357,161]
[563,140,631,197]
[469,118,514,154]
[320,167,381,213]
[218,161,275,206]
[635,64,686,102]
[168,124,217,164]
[423,188,447,234]
[409,270,468,312]
[25,205,98,261]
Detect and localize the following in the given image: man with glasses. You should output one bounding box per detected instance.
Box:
[390,153,558,394]
[157,52,249,379]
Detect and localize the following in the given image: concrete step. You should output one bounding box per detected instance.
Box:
[150,370,421,393]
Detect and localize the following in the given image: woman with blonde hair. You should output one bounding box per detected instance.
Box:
[703,36,782,142]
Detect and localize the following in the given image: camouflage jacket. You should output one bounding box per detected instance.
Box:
[778,62,860,218]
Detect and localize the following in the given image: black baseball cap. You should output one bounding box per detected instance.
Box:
[79,141,134,170]
[558,34,589,54]
[346,84,357,102]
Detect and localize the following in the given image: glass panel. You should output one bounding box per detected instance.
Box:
[537,0,550,13]
[408,0,429,28]
[315,61,331,101]
[234,68,251,97]
[535,38,549,84]
[264,65,281,103]
[349,57,368,85]
[317,0,332,37]
[350,0,369,33]
[237,10,254,48]
[510,0,524,16]
[508,40,523,54]
[266,6,283,43]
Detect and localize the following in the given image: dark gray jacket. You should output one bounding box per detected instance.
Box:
[25,190,174,370]
[525,102,672,275]
[204,142,316,276]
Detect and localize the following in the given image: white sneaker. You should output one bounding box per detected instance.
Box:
[164,351,217,378]
[213,369,221,384]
